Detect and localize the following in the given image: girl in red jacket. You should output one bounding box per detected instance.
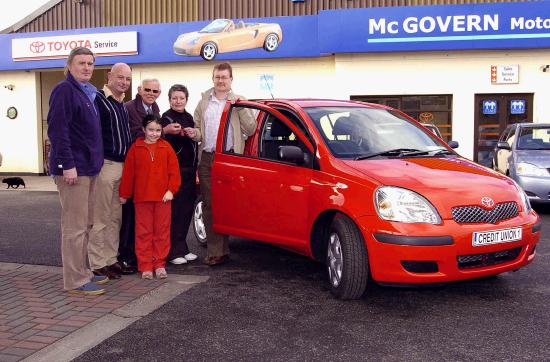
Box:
[119,115,181,280]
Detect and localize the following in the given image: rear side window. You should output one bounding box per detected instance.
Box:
[220,106,258,156]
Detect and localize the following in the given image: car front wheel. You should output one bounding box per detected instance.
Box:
[326,215,369,300]
[200,42,218,61]
[193,196,207,247]
[263,33,279,52]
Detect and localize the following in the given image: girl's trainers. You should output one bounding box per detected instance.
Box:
[142,271,153,280]
[155,268,168,279]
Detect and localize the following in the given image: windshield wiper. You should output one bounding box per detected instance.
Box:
[431,148,455,156]
[355,148,429,160]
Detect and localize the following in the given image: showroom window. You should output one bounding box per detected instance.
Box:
[351,95,453,141]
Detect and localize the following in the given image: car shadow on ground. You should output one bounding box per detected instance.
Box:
[175,231,545,308]
[532,202,550,215]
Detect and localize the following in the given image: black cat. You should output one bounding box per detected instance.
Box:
[2,177,26,189]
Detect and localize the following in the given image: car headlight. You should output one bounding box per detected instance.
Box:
[510,179,532,213]
[375,186,441,224]
[516,162,549,177]
[188,37,198,45]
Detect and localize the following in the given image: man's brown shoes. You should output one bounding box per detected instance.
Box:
[93,266,121,280]
[202,255,229,266]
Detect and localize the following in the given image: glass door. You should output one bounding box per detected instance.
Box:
[474,94,533,167]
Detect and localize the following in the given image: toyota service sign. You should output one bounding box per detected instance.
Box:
[12,32,138,61]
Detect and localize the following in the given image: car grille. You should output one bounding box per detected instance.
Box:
[451,202,518,224]
[457,247,522,269]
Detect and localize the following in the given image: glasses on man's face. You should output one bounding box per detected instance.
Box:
[143,88,160,94]
[214,76,231,81]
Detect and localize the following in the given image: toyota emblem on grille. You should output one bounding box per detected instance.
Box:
[481,196,495,208]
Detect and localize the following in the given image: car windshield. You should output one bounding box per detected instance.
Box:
[516,126,550,150]
[305,106,450,159]
[199,19,230,33]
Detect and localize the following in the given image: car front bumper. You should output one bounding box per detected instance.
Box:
[515,174,550,202]
[173,43,201,56]
[359,213,540,284]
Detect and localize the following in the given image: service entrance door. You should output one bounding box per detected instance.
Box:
[474,93,533,167]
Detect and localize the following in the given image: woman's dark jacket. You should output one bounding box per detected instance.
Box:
[160,108,198,168]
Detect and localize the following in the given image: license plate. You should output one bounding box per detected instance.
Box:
[472,227,522,247]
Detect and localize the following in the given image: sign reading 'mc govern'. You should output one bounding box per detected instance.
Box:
[0,2,549,70]
[11,32,138,61]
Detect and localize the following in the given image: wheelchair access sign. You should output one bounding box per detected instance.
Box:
[510,99,526,115]
[483,100,497,115]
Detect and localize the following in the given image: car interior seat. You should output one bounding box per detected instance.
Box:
[237,21,245,29]
[330,116,364,156]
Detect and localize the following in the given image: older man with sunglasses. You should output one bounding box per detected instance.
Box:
[126,77,162,140]
[118,77,162,275]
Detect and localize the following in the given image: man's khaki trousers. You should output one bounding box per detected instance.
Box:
[55,175,96,290]
[88,160,124,270]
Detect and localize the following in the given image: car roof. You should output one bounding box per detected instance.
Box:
[256,98,392,110]
[515,123,550,128]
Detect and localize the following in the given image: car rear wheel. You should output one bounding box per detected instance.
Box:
[200,42,218,61]
[327,215,369,300]
[263,33,279,52]
[193,196,207,247]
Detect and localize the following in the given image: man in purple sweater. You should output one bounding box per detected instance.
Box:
[47,47,107,295]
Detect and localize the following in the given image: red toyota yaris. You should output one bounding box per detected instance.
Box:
[200,99,540,299]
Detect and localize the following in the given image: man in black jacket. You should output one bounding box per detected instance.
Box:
[88,63,132,280]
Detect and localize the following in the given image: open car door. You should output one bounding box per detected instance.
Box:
[211,100,315,252]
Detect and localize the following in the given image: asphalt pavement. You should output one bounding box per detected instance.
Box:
[0,180,549,361]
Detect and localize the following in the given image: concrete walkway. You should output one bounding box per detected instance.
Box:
[0,263,208,362]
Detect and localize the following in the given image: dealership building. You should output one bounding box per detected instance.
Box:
[0,0,548,174]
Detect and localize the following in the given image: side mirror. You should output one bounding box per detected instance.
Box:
[496,141,511,150]
[278,145,306,164]
[447,140,459,149]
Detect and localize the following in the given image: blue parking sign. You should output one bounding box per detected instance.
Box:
[483,100,497,115]
[510,100,526,115]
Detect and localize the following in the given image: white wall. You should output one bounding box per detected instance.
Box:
[131,50,550,160]
[2,49,549,173]
[332,49,550,159]
[129,57,336,114]
[0,71,41,173]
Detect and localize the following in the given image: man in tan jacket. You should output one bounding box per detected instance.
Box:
[184,62,255,266]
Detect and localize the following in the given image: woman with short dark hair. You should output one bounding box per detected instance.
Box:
[161,84,199,264]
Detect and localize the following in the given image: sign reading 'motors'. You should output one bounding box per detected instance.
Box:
[12,32,138,61]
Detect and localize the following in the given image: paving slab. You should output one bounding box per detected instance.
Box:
[0,262,208,362]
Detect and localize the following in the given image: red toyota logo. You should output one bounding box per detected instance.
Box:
[419,112,434,123]
[481,196,495,209]
[29,41,45,53]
